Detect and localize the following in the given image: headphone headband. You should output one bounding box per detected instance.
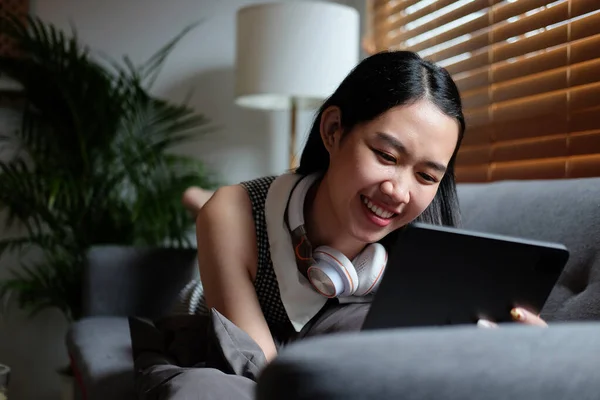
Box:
[287,173,321,231]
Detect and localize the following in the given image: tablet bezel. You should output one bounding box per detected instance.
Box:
[361,222,570,331]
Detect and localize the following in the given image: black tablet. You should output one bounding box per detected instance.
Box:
[361,222,569,331]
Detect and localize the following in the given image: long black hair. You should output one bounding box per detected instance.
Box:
[296,50,466,231]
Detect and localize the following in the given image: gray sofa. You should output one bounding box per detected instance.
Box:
[67,176,600,400]
[67,247,199,400]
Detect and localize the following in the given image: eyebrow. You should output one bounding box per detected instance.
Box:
[375,131,447,174]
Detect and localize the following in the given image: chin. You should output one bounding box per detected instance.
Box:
[349,225,391,244]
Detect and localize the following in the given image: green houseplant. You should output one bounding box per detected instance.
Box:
[0,14,216,323]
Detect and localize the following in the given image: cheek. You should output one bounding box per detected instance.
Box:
[332,142,376,188]
[408,186,440,217]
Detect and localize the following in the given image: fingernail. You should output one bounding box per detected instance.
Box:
[511,308,525,321]
[477,319,497,329]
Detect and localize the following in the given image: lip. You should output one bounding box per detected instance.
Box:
[360,195,399,228]
[361,195,400,215]
[361,199,393,227]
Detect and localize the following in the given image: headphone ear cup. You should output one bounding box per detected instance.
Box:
[351,243,388,297]
[308,246,359,297]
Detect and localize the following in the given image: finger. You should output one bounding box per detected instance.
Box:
[511,307,548,327]
[477,319,499,329]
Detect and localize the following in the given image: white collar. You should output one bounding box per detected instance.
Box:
[264,173,328,332]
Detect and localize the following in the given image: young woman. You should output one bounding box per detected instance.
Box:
[186,50,546,365]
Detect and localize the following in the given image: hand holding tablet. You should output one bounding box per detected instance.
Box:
[477,307,548,328]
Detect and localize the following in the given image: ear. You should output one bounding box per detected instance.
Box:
[319,106,343,154]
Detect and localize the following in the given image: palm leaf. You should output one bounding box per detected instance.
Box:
[0,235,60,259]
[0,13,215,321]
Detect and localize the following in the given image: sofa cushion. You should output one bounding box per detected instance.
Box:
[83,246,198,319]
[257,322,600,400]
[457,177,600,321]
[66,317,134,400]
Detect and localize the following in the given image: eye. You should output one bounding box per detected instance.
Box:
[373,149,396,164]
[418,172,439,183]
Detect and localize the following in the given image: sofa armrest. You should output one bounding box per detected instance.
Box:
[66,317,134,400]
[257,322,600,400]
[82,245,198,318]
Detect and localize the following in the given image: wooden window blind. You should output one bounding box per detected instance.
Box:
[366,0,600,182]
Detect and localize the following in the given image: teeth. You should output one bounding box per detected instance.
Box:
[362,196,394,219]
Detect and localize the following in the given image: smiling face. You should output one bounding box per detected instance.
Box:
[319,98,460,245]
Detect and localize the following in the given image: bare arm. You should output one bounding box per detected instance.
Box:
[195,185,278,361]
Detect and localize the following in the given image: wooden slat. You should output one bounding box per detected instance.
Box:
[461,124,492,146]
[454,67,489,93]
[463,106,491,128]
[391,0,493,43]
[493,135,567,163]
[462,89,599,143]
[426,1,569,63]
[427,30,489,63]
[491,158,567,181]
[457,153,600,182]
[488,82,599,123]
[570,82,600,112]
[490,0,568,43]
[373,1,420,36]
[373,0,420,18]
[568,154,600,178]
[569,130,600,156]
[492,0,564,23]
[571,33,600,63]
[492,44,568,84]
[572,9,600,41]
[461,87,489,109]
[492,112,568,142]
[571,58,600,87]
[572,0,600,18]
[396,0,566,52]
[492,67,566,103]
[570,105,600,133]
[455,165,489,182]
[460,130,600,165]
[454,34,600,93]
[405,10,490,53]
[490,59,600,104]
[386,0,456,29]
[456,145,491,166]
[491,23,568,64]
[443,48,489,75]
[441,11,600,76]
[492,34,600,83]
[493,90,567,123]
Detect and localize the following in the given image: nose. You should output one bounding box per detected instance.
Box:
[380,178,410,205]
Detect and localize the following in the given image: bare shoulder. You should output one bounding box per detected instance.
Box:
[196,184,255,225]
[195,184,258,277]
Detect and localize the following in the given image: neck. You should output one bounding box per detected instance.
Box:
[303,174,366,261]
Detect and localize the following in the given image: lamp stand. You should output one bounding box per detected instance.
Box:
[289,98,298,170]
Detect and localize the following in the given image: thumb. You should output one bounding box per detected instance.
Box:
[477,319,499,329]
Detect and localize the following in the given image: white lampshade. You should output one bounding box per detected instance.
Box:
[234,1,360,111]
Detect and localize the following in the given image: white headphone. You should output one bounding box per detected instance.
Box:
[287,174,388,298]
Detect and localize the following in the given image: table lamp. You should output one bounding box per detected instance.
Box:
[234,1,359,169]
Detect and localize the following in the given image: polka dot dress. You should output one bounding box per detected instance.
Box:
[174,176,295,340]
[240,176,292,327]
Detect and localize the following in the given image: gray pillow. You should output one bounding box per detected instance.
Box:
[130,308,267,381]
[205,308,267,380]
